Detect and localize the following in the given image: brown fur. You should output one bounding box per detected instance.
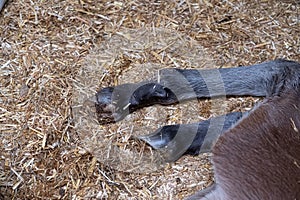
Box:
[186,90,300,200]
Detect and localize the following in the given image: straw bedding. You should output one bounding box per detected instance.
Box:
[0,0,299,199]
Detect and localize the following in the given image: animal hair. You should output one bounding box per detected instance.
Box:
[186,69,300,200]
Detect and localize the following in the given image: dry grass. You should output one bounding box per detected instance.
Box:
[0,0,299,199]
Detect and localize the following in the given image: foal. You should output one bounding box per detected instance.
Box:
[186,72,300,199]
[95,59,300,199]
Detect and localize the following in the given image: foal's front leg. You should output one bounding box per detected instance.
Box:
[95,82,178,124]
[96,59,297,124]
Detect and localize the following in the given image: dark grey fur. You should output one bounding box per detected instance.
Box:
[96,59,300,155]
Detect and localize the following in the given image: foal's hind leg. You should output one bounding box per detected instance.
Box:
[138,112,244,161]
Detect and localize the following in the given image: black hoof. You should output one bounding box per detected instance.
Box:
[95,87,118,124]
[95,84,138,124]
[137,123,200,161]
[137,112,244,161]
[95,82,178,124]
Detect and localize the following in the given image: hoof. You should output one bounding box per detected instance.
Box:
[95,84,137,124]
[95,82,178,124]
[95,87,119,124]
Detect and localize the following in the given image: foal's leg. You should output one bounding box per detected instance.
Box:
[137,112,244,161]
[95,59,299,124]
[142,62,300,160]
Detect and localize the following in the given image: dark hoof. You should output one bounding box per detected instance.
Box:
[137,125,180,149]
[137,123,200,162]
[95,82,178,124]
[95,84,137,124]
[137,112,244,161]
[95,87,118,124]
